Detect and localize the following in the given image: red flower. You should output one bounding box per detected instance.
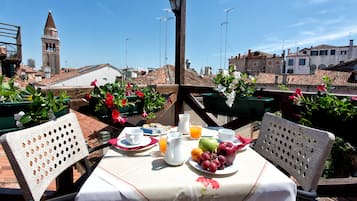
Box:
[136,90,144,98]
[288,95,295,100]
[112,109,128,125]
[141,110,148,118]
[317,85,327,92]
[121,99,127,107]
[352,96,357,102]
[295,88,302,96]
[90,79,97,87]
[83,93,91,101]
[105,93,114,108]
[257,96,262,99]
[196,176,220,189]
[127,83,132,89]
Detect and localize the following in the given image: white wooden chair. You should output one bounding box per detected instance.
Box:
[254,112,335,201]
[0,112,106,201]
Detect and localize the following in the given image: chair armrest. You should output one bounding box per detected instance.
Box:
[297,189,317,201]
[88,142,111,154]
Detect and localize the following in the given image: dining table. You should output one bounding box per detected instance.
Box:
[75,127,297,201]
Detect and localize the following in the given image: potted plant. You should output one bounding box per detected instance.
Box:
[287,75,357,178]
[202,65,274,120]
[0,76,70,134]
[84,79,166,126]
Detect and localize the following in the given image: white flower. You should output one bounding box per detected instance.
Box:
[222,70,229,76]
[48,111,56,121]
[14,111,25,121]
[16,120,23,128]
[216,84,226,93]
[233,71,241,79]
[225,91,236,108]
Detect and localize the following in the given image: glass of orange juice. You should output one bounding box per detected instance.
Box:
[190,125,202,139]
[159,135,167,155]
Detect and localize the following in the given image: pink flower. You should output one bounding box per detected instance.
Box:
[136,90,144,98]
[352,96,357,102]
[141,110,148,118]
[90,79,97,87]
[112,109,128,125]
[288,95,295,100]
[126,90,132,96]
[105,93,114,108]
[196,176,220,189]
[317,85,327,92]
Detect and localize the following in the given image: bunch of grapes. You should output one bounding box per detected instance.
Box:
[198,151,228,173]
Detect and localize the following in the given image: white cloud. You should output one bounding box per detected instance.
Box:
[300,31,315,36]
[307,0,330,4]
[252,25,357,53]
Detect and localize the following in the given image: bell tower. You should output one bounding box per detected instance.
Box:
[41,10,60,75]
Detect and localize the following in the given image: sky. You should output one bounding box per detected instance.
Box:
[1,0,357,73]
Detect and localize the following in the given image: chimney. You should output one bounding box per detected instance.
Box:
[248,49,251,57]
[273,53,276,58]
[287,48,291,55]
[238,53,241,59]
[348,39,353,59]
[296,47,299,54]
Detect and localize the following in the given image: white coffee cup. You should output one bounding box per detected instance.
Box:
[125,127,144,145]
[218,128,236,142]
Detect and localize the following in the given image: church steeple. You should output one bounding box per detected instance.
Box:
[41,11,60,75]
[45,10,56,29]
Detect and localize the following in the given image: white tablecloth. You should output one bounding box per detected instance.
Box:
[76,128,297,201]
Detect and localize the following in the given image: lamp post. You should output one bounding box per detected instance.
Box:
[169,0,186,124]
[125,38,129,68]
[169,0,186,85]
[223,8,234,69]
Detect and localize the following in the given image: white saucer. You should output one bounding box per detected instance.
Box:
[117,136,152,148]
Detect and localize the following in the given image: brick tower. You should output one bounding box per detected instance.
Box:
[41,11,60,75]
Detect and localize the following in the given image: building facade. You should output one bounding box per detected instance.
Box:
[228,50,283,75]
[285,50,311,74]
[300,40,357,70]
[41,11,60,76]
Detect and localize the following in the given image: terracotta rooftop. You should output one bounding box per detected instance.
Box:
[255,69,352,86]
[133,65,215,87]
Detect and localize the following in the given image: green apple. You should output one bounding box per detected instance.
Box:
[199,137,218,152]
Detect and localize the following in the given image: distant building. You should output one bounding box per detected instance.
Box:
[38,64,123,87]
[41,11,60,76]
[285,48,311,74]
[300,40,357,70]
[228,49,283,75]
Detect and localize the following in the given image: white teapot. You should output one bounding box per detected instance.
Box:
[164,132,185,166]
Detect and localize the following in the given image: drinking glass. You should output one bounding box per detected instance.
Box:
[159,135,167,155]
[189,125,202,139]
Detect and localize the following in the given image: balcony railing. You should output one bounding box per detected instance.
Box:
[1,84,356,199]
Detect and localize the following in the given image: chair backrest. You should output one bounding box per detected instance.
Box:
[0,112,89,201]
[254,112,335,192]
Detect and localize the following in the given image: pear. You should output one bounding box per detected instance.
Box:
[198,137,218,152]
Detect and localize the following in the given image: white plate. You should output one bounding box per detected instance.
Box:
[187,157,239,175]
[116,136,152,148]
[141,127,171,136]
